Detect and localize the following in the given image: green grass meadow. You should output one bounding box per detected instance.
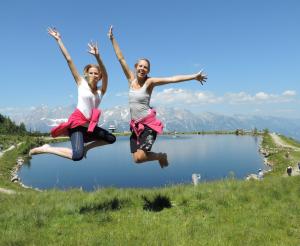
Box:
[1,134,300,245]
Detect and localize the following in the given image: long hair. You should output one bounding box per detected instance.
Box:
[83,64,102,81]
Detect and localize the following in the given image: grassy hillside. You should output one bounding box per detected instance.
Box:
[0,133,300,245]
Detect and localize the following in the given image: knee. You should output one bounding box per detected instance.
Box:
[133,152,145,164]
[109,135,116,144]
[106,134,116,144]
[133,156,142,163]
[72,149,84,161]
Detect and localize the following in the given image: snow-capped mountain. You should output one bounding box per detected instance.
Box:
[1,105,300,140]
[0,105,75,132]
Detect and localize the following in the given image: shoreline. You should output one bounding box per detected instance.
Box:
[10,134,269,191]
[3,132,299,192]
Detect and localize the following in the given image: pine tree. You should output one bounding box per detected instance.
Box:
[0,113,28,135]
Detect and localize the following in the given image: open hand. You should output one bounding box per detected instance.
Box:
[107,25,113,40]
[47,27,61,41]
[88,41,99,56]
[195,71,207,85]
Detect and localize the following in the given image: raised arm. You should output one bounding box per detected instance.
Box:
[147,71,207,88]
[47,27,81,85]
[88,41,108,95]
[108,26,134,82]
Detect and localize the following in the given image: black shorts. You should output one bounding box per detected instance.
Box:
[130,125,157,153]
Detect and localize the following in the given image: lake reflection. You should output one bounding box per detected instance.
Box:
[18,135,264,190]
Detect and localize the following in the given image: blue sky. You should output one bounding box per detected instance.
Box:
[1,0,299,117]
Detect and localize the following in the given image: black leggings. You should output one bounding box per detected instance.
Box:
[68,126,116,161]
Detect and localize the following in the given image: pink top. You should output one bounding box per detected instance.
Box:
[51,108,101,138]
[129,109,163,138]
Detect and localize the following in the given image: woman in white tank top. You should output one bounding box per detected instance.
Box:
[108,26,207,168]
[29,27,116,160]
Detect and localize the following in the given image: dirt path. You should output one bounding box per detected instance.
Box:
[0,187,16,195]
[0,144,22,194]
[270,133,300,151]
[0,146,16,194]
[0,143,23,159]
[270,133,300,176]
[0,145,16,158]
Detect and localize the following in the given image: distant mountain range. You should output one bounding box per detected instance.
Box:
[1,105,300,141]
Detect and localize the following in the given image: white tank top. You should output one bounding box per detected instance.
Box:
[77,78,102,119]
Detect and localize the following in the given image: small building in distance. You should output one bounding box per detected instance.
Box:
[108,125,116,133]
[235,129,245,135]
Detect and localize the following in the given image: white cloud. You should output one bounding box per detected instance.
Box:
[255,92,270,100]
[0,107,19,112]
[152,88,222,105]
[282,90,296,96]
[225,92,253,103]
[151,88,297,106]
